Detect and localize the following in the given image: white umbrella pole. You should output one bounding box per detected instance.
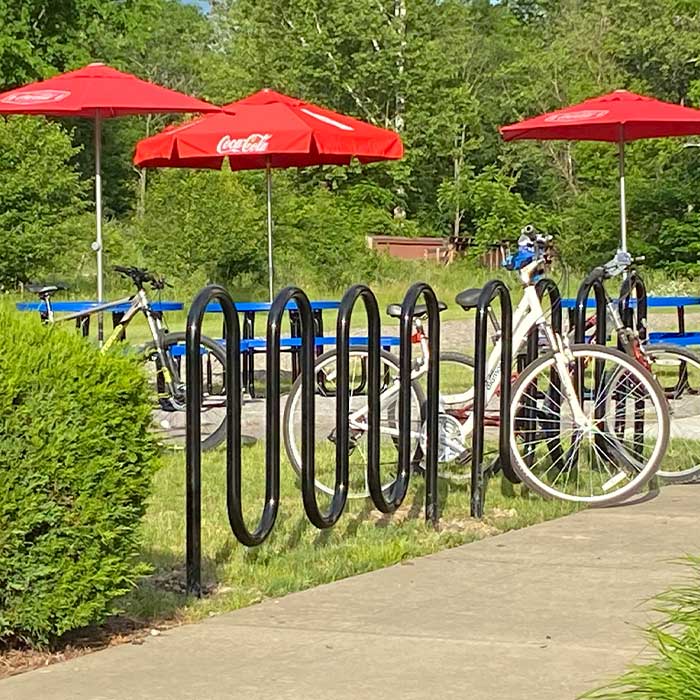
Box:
[95,114,104,343]
[266,163,274,302]
[618,131,628,254]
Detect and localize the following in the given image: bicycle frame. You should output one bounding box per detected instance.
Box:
[42,288,182,399]
[347,258,588,445]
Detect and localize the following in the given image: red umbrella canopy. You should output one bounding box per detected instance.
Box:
[0,62,219,117]
[134,88,403,170]
[500,89,700,142]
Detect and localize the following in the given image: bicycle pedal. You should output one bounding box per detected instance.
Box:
[455,449,472,465]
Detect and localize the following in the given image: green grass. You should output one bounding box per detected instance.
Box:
[582,556,700,699]
[121,443,577,623]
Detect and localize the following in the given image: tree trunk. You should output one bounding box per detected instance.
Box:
[453,124,467,237]
[393,0,407,132]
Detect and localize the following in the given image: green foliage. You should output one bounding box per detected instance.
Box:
[582,556,700,699]
[0,117,87,287]
[438,165,532,249]
[138,167,267,286]
[6,0,700,287]
[0,309,160,646]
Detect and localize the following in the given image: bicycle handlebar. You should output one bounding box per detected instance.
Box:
[113,265,170,290]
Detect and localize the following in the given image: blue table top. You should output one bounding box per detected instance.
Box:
[205,300,341,313]
[560,296,700,309]
[16,300,184,313]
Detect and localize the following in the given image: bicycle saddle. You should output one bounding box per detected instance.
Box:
[385,301,447,319]
[26,283,67,297]
[455,288,482,310]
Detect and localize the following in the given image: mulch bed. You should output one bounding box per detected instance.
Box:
[0,616,177,680]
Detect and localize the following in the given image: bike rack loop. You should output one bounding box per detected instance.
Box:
[273,286,349,530]
[335,284,380,517]
[573,269,608,453]
[618,272,649,453]
[522,278,564,480]
[186,284,243,597]
[526,278,563,364]
[618,270,648,342]
[471,280,513,519]
[370,282,441,525]
[574,269,607,346]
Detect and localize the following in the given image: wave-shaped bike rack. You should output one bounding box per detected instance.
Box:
[185,281,442,595]
[471,281,513,518]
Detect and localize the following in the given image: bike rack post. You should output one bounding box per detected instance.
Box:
[370,283,440,526]
[522,278,563,472]
[471,281,513,518]
[573,271,608,453]
[574,270,607,346]
[618,271,648,342]
[186,284,242,597]
[618,272,649,453]
[274,287,348,529]
[336,285,380,521]
[527,278,562,363]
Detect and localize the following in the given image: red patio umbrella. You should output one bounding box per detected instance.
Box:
[135,88,403,300]
[500,89,700,252]
[0,62,219,336]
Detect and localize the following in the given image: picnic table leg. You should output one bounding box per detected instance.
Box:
[243,312,256,398]
[112,310,125,340]
[289,309,301,380]
[313,309,324,358]
[677,305,686,334]
[76,314,90,337]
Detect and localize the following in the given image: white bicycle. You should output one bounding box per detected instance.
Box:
[283,229,670,505]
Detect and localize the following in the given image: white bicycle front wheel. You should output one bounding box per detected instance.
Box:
[283,348,425,499]
[509,344,669,505]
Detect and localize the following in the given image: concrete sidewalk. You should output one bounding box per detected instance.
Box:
[4,486,699,700]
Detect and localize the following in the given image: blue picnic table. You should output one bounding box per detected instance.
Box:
[560,295,700,346]
[16,300,184,313]
[16,299,184,338]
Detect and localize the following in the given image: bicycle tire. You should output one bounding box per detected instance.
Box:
[283,346,425,499]
[509,344,669,505]
[644,342,700,483]
[142,331,227,451]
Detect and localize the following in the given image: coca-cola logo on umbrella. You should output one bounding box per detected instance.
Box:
[544,109,610,123]
[1,90,71,105]
[216,133,272,155]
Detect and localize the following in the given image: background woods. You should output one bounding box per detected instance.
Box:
[3,0,700,292]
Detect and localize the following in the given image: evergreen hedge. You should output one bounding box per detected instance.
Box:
[0,310,160,646]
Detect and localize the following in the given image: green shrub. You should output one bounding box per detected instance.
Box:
[0,310,160,646]
[583,556,700,699]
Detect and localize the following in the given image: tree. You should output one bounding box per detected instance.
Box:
[0,117,87,286]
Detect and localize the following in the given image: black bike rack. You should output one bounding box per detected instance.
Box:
[368,283,441,525]
[573,270,610,453]
[185,284,242,597]
[471,280,513,519]
[276,287,342,530]
[574,269,607,346]
[618,271,649,452]
[526,279,562,363]
[521,278,564,475]
[618,270,648,342]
